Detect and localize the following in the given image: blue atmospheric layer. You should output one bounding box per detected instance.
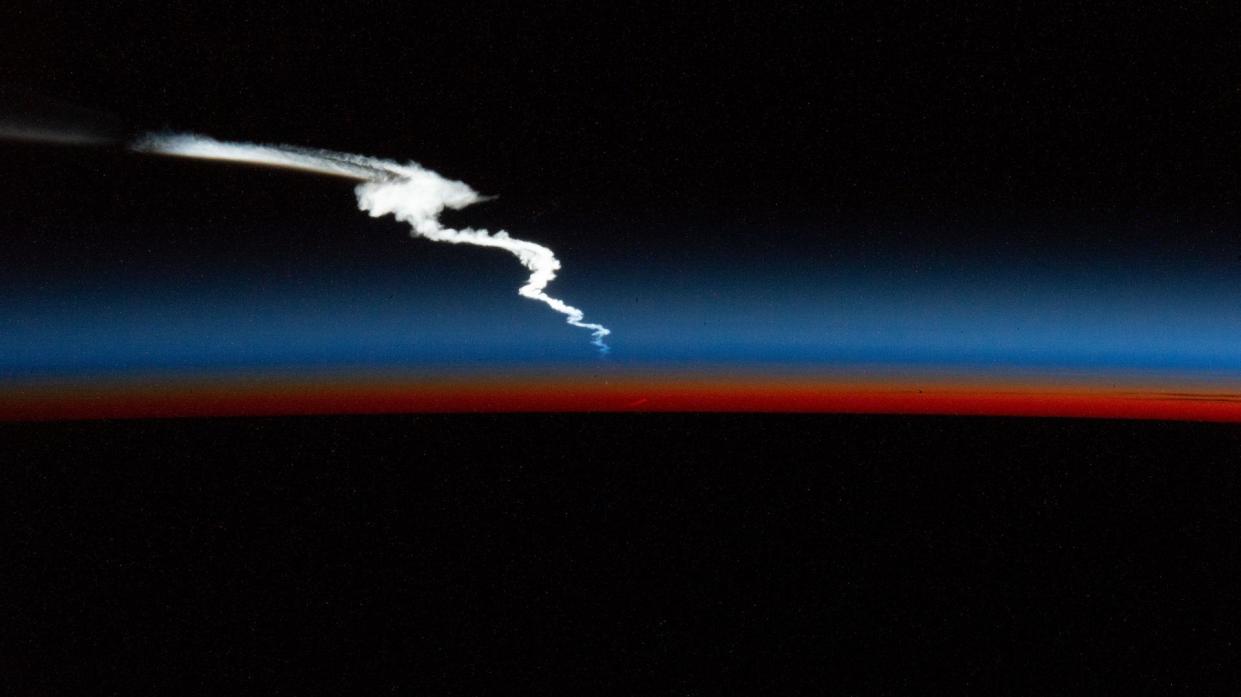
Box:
[4,228,1241,379]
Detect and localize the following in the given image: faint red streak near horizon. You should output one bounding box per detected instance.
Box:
[5,373,1241,422]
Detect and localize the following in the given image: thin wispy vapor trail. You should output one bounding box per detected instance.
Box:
[131,133,611,353]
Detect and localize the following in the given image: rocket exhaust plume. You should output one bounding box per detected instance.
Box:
[131,133,612,353]
[0,85,125,146]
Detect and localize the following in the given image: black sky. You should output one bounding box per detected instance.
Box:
[4,3,1240,232]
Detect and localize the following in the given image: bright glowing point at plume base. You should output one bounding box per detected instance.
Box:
[130,133,612,353]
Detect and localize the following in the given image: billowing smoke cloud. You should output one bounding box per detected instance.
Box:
[132,133,611,353]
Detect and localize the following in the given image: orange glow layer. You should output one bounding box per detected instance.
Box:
[5,372,1241,422]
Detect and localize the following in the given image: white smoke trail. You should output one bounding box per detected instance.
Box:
[131,133,611,353]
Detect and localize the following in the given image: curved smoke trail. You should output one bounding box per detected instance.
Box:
[131,133,611,353]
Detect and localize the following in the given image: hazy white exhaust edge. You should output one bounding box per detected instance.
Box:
[131,133,611,353]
